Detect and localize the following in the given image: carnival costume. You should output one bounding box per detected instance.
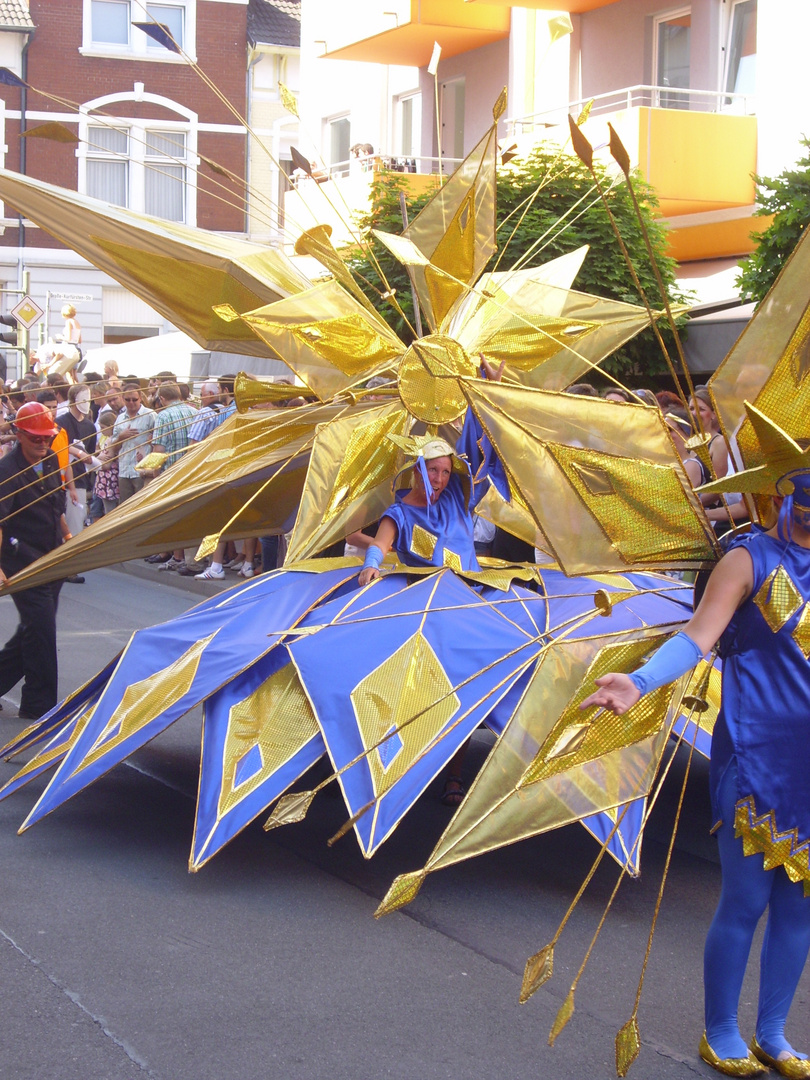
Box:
[622,444,810,1077]
[0,407,692,874]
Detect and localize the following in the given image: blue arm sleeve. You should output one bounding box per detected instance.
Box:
[362,545,384,571]
[456,407,510,510]
[628,632,703,696]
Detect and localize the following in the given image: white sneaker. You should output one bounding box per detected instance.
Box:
[238,563,254,578]
[195,566,225,580]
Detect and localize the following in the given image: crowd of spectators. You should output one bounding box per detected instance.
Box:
[0,365,247,582]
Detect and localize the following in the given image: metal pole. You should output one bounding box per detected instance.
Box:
[398,190,423,338]
[21,269,29,368]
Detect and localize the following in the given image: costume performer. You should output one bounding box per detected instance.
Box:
[3,378,692,871]
[0,402,70,718]
[357,366,509,805]
[582,462,810,1078]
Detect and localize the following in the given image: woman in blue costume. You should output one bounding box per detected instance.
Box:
[358,359,509,804]
[582,456,810,1079]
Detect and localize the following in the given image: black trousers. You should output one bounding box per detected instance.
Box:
[0,579,63,716]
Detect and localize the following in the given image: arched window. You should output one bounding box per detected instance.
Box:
[78,91,198,225]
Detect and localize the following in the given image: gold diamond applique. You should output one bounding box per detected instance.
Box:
[410,524,437,560]
[218,662,319,816]
[792,602,810,657]
[753,566,803,633]
[351,631,459,798]
[442,547,462,572]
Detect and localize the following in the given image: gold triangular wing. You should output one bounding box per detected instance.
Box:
[462,379,718,574]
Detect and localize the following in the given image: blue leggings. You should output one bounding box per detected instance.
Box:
[704,764,810,1059]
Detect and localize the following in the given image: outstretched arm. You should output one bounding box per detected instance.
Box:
[358,517,397,586]
[580,546,754,715]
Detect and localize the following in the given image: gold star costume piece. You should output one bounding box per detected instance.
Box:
[4,92,791,1076]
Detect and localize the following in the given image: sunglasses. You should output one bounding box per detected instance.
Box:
[20,432,53,444]
[123,396,141,402]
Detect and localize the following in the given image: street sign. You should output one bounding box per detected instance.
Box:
[51,292,92,303]
[10,294,44,330]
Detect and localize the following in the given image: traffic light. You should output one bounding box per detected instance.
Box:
[0,313,17,345]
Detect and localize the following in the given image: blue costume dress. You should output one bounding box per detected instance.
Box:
[379,407,505,574]
[703,528,810,1062]
[710,529,810,885]
[382,474,479,573]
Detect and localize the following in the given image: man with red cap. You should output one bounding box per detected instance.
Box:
[0,402,71,719]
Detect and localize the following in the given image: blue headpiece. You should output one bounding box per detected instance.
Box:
[776,469,810,542]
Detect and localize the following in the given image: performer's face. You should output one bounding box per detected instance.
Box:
[424,456,452,503]
[793,503,810,532]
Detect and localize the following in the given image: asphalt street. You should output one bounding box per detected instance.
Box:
[0,565,807,1080]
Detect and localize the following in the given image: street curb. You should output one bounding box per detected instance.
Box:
[110,557,254,598]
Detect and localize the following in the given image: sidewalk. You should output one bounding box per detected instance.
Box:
[112,554,252,598]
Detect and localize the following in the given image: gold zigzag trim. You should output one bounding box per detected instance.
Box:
[735,796,810,895]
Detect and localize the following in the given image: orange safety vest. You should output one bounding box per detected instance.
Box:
[51,426,70,482]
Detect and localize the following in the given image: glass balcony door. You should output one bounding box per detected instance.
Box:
[654,7,691,110]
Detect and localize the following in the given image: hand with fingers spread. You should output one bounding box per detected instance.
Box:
[579,673,640,716]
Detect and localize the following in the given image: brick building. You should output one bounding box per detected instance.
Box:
[246,0,300,244]
[0,0,254,369]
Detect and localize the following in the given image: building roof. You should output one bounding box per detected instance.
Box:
[247,0,300,49]
[0,0,34,31]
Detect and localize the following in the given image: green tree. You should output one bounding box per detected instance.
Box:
[349,143,687,378]
[737,137,810,304]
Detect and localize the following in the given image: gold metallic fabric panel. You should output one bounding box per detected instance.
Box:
[454,280,662,392]
[406,125,497,297]
[442,548,463,572]
[322,408,411,525]
[350,630,460,799]
[235,280,404,401]
[792,603,810,657]
[547,442,716,566]
[710,226,810,471]
[684,659,722,742]
[735,308,810,468]
[422,629,685,874]
[76,632,218,774]
[424,189,477,327]
[464,380,717,574]
[218,663,319,816]
[443,249,587,342]
[376,124,496,332]
[286,314,401,376]
[735,797,810,894]
[410,525,438,561]
[95,237,269,351]
[0,168,309,355]
[520,637,675,787]
[398,335,477,424]
[285,400,412,563]
[479,314,595,372]
[753,567,803,633]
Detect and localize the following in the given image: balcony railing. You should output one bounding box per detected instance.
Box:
[290,154,465,186]
[507,85,756,137]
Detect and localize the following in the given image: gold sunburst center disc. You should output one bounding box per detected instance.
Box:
[398,334,477,423]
